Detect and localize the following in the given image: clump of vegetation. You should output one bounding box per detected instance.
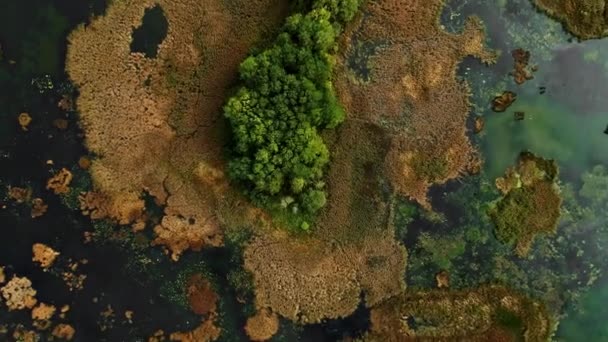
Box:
[223,227,257,317]
[417,232,466,270]
[534,0,608,39]
[59,166,92,211]
[410,152,449,183]
[129,5,168,58]
[367,286,551,341]
[224,0,362,228]
[488,151,561,256]
[394,199,418,241]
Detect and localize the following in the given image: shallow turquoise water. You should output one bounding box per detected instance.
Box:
[482,81,608,180]
[438,0,608,340]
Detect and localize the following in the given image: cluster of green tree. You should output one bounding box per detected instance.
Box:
[224,0,361,229]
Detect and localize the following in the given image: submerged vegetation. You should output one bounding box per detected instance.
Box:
[3,0,608,339]
[224,0,361,225]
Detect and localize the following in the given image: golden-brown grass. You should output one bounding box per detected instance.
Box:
[534,0,608,39]
[335,0,496,209]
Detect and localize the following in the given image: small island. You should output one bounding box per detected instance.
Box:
[489,151,562,256]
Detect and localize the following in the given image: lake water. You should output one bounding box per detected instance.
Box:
[1,0,607,340]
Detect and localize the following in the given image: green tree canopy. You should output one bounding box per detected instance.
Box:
[224,1,361,227]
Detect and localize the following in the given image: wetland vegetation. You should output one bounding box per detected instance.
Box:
[0,0,607,341]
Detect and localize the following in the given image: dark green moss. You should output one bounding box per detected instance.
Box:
[59,166,92,210]
[489,186,534,245]
[417,232,466,270]
[394,199,418,241]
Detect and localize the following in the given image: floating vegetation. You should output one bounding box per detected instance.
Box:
[32,243,60,269]
[30,198,48,218]
[514,111,525,121]
[511,48,536,85]
[244,308,280,341]
[46,167,72,195]
[435,270,450,289]
[1,276,38,311]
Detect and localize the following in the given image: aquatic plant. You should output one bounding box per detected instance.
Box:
[394,199,418,241]
[410,153,449,183]
[159,261,215,313]
[491,91,517,112]
[366,285,551,341]
[488,152,561,256]
[244,234,407,323]
[244,308,280,341]
[533,0,608,39]
[579,165,608,208]
[0,276,38,311]
[67,0,290,259]
[405,161,608,329]
[333,0,496,208]
[59,166,92,211]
